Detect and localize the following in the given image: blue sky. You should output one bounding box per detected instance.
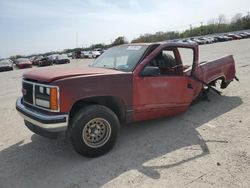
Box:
[0,0,249,58]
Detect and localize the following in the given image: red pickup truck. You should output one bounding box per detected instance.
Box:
[16,42,236,157]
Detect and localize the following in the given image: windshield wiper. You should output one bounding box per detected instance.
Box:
[103,65,119,70]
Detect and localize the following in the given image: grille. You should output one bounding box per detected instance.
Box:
[23,81,33,104]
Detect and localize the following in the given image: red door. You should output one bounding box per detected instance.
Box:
[133,75,195,121]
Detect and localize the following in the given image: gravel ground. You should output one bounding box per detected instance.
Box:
[0,39,250,188]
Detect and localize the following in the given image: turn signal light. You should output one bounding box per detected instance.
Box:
[50,87,58,110]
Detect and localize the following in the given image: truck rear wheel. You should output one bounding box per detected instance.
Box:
[70,105,119,157]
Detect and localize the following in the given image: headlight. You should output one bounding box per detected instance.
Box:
[34,85,59,111]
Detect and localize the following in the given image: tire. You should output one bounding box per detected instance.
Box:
[70,105,120,157]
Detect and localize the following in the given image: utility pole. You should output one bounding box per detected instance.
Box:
[189,24,192,36]
[76,32,78,48]
[189,24,192,30]
[75,32,78,66]
[200,22,203,36]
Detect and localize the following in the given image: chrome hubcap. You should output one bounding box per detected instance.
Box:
[82,118,111,148]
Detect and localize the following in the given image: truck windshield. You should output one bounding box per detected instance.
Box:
[91,45,148,72]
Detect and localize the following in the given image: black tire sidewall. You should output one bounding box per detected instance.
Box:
[70,105,119,157]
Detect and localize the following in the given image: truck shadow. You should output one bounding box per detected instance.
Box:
[0,92,242,188]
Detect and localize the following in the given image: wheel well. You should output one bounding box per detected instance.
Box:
[209,76,229,89]
[68,96,126,127]
[209,76,225,86]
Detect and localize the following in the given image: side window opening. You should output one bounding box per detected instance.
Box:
[147,49,182,76]
[177,48,194,75]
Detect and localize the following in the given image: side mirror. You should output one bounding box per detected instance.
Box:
[140,66,160,77]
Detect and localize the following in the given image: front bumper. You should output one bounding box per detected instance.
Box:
[16,97,68,137]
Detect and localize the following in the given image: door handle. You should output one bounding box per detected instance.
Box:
[187,83,193,89]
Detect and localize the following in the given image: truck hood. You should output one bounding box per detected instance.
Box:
[23,67,126,83]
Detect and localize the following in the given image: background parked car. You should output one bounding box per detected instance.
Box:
[72,51,81,59]
[67,53,72,58]
[243,32,250,37]
[48,54,59,63]
[81,51,90,58]
[226,33,242,40]
[182,39,196,44]
[223,35,233,41]
[237,33,248,39]
[197,37,210,44]
[88,50,101,58]
[32,56,43,65]
[189,38,203,44]
[37,57,53,67]
[15,58,32,69]
[54,54,70,64]
[0,59,13,72]
[29,56,36,63]
[206,37,216,43]
[214,36,226,42]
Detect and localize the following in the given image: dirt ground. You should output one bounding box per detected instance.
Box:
[0,39,250,188]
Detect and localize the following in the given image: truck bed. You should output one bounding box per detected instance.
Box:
[196,55,236,86]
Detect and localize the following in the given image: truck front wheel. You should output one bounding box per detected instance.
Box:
[70,105,119,157]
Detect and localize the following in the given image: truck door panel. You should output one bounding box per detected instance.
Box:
[133,48,195,121]
[133,76,194,121]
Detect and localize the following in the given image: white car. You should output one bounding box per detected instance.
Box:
[88,51,101,58]
[81,51,90,58]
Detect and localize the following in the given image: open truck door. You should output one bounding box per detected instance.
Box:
[133,43,202,121]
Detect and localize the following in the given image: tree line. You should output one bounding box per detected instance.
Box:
[131,13,250,43]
